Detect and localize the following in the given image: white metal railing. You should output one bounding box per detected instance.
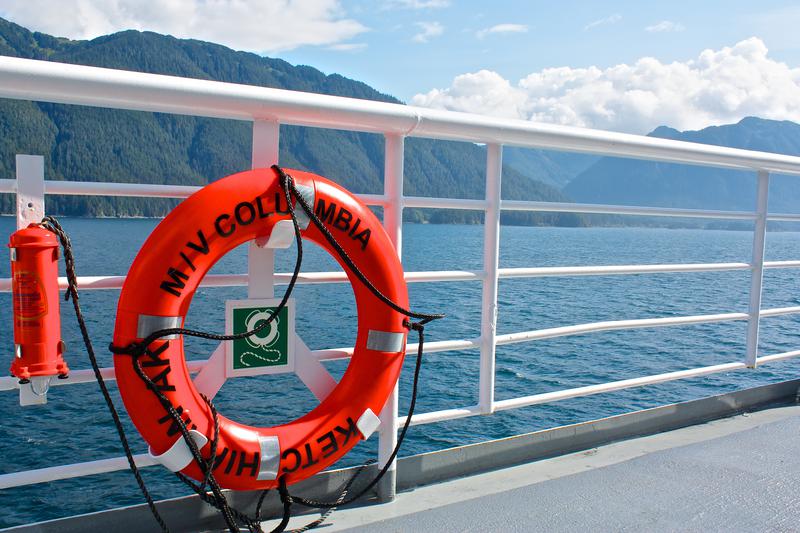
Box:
[1,57,800,498]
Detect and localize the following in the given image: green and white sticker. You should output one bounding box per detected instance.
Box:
[226,298,295,377]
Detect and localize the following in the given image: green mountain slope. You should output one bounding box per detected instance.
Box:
[0,18,582,226]
[504,146,598,189]
[565,117,800,213]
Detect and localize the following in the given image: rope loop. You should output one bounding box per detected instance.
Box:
[45,164,444,533]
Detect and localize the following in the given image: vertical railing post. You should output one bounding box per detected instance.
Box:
[377,133,404,502]
[248,120,281,298]
[15,155,47,406]
[745,170,769,368]
[15,155,45,230]
[194,121,282,399]
[479,144,502,413]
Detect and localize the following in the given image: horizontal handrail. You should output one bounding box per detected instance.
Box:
[6,303,800,393]
[757,350,800,364]
[0,338,480,391]
[0,270,483,293]
[10,259,800,293]
[2,178,799,223]
[1,178,388,205]
[501,199,758,219]
[491,361,749,412]
[0,453,155,490]
[759,306,800,317]
[403,196,488,210]
[498,262,752,277]
[2,178,765,220]
[4,346,799,490]
[765,213,800,222]
[494,312,750,345]
[3,57,800,174]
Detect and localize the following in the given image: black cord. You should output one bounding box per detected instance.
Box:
[288,460,375,533]
[288,320,426,509]
[110,168,308,531]
[271,165,444,326]
[110,173,305,358]
[40,216,170,533]
[66,165,443,532]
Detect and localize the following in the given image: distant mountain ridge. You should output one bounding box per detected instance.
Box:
[565,117,800,213]
[0,17,582,226]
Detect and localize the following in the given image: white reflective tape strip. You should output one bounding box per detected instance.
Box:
[148,430,208,472]
[264,219,295,249]
[294,183,315,230]
[356,408,381,440]
[257,436,281,480]
[137,315,183,340]
[9,248,16,261]
[366,330,405,353]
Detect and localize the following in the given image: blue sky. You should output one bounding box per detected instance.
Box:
[2,0,799,133]
[280,0,800,102]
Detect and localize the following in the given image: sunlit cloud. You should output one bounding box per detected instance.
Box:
[584,14,622,31]
[412,21,444,43]
[412,38,800,134]
[476,23,528,39]
[328,42,367,51]
[387,0,450,8]
[0,0,367,53]
[645,20,685,33]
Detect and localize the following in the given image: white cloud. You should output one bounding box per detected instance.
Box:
[412,21,444,43]
[328,42,367,51]
[476,23,528,39]
[645,20,685,33]
[584,14,622,31]
[411,38,800,134]
[412,69,527,118]
[388,0,450,8]
[0,0,367,53]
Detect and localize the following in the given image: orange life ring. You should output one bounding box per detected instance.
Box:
[112,167,408,490]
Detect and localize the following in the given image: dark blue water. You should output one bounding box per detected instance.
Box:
[1,217,799,528]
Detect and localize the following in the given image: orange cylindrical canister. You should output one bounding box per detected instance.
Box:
[8,224,68,382]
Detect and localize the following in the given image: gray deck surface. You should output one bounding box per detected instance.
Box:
[277,405,800,532]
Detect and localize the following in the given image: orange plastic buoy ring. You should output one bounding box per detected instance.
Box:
[112,167,408,490]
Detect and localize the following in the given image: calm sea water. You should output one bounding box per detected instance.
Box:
[1,217,800,527]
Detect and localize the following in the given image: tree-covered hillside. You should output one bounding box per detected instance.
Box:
[0,18,582,226]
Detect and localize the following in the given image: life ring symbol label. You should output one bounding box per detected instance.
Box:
[226,298,295,376]
[244,310,279,349]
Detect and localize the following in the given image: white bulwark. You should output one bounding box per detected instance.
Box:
[225,298,295,377]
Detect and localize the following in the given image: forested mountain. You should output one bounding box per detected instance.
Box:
[565,117,800,213]
[503,147,598,189]
[0,18,582,226]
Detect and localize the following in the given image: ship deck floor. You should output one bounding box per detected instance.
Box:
[274,403,800,532]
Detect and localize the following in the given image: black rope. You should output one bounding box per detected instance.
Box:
[271,165,444,326]
[59,164,443,532]
[287,320,426,509]
[130,353,242,531]
[109,167,307,532]
[40,216,170,533]
[288,460,374,533]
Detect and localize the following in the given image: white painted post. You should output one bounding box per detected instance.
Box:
[479,144,502,413]
[377,133,404,502]
[248,246,275,299]
[248,119,281,298]
[194,121,280,398]
[745,170,769,368]
[15,155,45,230]
[15,155,49,405]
